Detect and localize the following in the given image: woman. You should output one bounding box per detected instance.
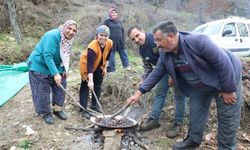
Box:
[79,25,112,119]
[28,20,77,124]
[103,7,129,72]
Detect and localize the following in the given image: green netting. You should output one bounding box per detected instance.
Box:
[0,62,29,107]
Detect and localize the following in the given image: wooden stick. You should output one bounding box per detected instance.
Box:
[109,103,131,119]
[132,137,150,150]
[64,124,101,131]
[59,84,100,118]
[82,76,105,115]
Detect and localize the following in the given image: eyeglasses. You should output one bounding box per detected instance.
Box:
[154,38,163,44]
[154,34,169,44]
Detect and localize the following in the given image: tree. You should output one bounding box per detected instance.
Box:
[7,0,22,44]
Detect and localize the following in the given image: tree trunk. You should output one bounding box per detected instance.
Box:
[7,0,22,44]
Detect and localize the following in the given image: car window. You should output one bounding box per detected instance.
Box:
[223,23,236,37]
[193,25,207,33]
[237,23,249,37]
[193,22,223,35]
[202,22,223,35]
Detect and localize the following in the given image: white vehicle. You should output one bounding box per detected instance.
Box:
[193,16,250,57]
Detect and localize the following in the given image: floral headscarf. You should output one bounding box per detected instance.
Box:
[58,20,77,73]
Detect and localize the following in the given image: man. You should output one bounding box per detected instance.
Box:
[103,7,130,72]
[127,25,187,138]
[28,20,77,124]
[127,21,242,149]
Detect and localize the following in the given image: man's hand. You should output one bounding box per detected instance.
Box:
[54,74,62,86]
[168,76,175,87]
[219,92,236,105]
[126,90,142,105]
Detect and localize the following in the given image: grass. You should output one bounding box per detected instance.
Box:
[154,138,173,149]
[17,140,33,150]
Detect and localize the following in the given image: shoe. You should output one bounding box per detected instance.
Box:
[172,136,199,150]
[125,66,132,71]
[82,111,91,119]
[91,106,102,113]
[53,111,67,120]
[166,122,182,138]
[43,113,54,124]
[140,118,160,131]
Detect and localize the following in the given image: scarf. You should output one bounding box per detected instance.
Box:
[108,7,117,21]
[59,20,77,73]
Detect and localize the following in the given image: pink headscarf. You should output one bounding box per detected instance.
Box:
[108,7,116,19]
[58,20,77,73]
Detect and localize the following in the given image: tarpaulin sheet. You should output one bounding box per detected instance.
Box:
[0,62,29,107]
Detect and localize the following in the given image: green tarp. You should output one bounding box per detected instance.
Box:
[0,62,29,107]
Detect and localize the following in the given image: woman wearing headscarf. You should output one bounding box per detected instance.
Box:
[79,25,112,119]
[103,7,130,72]
[28,20,77,124]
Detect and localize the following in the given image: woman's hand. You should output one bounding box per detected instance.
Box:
[54,74,62,86]
[102,68,107,77]
[88,73,94,90]
[88,80,94,90]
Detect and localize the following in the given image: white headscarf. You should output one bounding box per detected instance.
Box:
[59,20,77,73]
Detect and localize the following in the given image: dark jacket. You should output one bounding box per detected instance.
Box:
[139,32,242,96]
[103,18,125,51]
[139,33,160,79]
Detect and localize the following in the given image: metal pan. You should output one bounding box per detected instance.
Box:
[90,115,137,129]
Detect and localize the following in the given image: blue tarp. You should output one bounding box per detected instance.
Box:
[0,62,29,107]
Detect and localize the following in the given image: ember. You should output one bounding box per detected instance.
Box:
[96,117,134,128]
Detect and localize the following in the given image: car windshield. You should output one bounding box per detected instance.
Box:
[193,22,224,35]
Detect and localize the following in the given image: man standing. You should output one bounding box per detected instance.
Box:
[127,25,187,138]
[127,21,242,149]
[103,7,130,72]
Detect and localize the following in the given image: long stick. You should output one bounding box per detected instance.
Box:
[109,103,130,119]
[82,75,104,114]
[59,84,99,118]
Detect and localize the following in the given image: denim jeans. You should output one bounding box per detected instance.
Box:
[149,74,187,123]
[173,87,187,124]
[187,79,242,149]
[29,70,67,115]
[107,48,129,72]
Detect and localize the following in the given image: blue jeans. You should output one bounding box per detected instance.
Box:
[107,48,129,72]
[149,74,187,124]
[188,79,242,149]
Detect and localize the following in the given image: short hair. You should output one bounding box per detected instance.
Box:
[152,21,177,35]
[127,25,143,37]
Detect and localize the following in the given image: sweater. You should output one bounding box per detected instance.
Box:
[27,28,64,75]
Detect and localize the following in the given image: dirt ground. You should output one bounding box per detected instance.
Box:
[1,60,250,150]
